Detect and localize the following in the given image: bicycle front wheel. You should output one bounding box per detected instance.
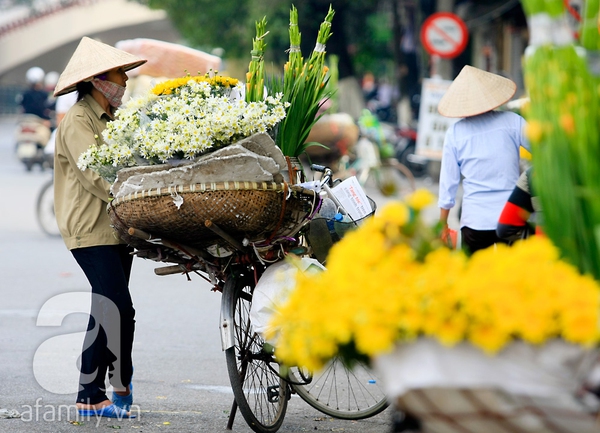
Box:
[36,179,60,237]
[288,357,388,420]
[222,271,289,433]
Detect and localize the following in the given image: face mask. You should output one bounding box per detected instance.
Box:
[91,78,126,108]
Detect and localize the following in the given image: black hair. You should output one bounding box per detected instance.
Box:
[75,81,93,101]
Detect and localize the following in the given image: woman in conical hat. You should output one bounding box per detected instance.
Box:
[436,65,530,254]
[53,37,146,419]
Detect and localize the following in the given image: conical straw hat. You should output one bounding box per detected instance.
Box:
[437,65,517,118]
[54,37,147,96]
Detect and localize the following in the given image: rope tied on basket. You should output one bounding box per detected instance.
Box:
[285,156,300,185]
[264,182,290,244]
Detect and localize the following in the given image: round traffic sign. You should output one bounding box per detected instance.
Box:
[421,12,468,59]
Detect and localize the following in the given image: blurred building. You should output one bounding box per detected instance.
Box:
[0,0,182,113]
[417,0,580,89]
[389,0,583,130]
[441,0,528,93]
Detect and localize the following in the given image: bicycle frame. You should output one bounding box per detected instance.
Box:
[119,166,388,433]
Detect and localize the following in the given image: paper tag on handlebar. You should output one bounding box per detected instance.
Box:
[331,176,372,220]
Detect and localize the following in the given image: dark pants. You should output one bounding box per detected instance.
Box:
[461,226,509,255]
[71,244,135,405]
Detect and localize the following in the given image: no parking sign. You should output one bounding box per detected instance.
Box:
[420,12,468,59]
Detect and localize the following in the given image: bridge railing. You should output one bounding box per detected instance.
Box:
[0,0,99,39]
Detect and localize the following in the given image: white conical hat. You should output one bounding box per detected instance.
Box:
[437,65,517,118]
[54,37,147,96]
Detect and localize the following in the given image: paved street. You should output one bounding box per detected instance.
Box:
[0,114,406,432]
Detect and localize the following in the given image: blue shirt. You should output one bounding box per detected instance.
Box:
[438,110,529,230]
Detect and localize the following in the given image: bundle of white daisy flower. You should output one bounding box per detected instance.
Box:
[77,74,289,182]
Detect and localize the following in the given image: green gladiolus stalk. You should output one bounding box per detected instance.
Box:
[276,5,336,157]
[580,0,600,50]
[520,0,546,16]
[523,0,600,279]
[284,5,303,97]
[246,17,268,103]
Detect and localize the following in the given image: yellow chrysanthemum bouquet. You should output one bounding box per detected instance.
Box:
[270,190,600,373]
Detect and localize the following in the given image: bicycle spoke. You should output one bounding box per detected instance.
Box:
[289,357,388,420]
[225,275,288,432]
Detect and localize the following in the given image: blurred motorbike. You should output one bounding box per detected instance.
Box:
[360,112,429,179]
[14,114,52,171]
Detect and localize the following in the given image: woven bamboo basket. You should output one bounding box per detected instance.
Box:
[373,339,600,433]
[107,180,316,251]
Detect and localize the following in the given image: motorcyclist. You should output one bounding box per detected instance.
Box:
[14,67,53,169]
[43,70,61,125]
[17,67,51,121]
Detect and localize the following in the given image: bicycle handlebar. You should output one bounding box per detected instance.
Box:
[310,164,334,188]
[309,163,350,216]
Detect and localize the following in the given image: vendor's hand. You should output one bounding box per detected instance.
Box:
[440,224,450,242]
[441,225,456,248]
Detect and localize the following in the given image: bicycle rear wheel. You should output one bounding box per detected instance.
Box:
[374,160,416,197]
[222,271,289,433]
[288,357,388,420]
[36,178,60,237]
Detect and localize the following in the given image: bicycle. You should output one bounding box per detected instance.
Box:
[36,175,60,237]
[336,110,416,197]
[113,164,388,433]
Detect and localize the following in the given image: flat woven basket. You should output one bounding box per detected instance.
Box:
[108,181,315,250]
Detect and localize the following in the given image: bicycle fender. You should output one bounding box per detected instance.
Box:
[219,302,234,351]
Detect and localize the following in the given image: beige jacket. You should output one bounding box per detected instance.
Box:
[54,94,122,250]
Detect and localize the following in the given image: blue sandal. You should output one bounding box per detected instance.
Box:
[78,403,135,419]
[112,366,134,411]
[112,382,133,411]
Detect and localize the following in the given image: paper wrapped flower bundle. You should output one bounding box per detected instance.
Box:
[77,75,288,182]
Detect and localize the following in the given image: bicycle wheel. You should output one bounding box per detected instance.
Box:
[222,271,289,433]
[374,159,416,197]
[288,357,388,420]
[36,178,60,237]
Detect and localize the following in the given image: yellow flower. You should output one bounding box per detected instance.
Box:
[374,202,410,227]
[405,188,435,211]
[519,147,532,160]
[559,113,576,136]
[565,92,578,108]
[435,316,468,346]
[468,323,511,354]
[151,75,238,96]
[525,120,543,143]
